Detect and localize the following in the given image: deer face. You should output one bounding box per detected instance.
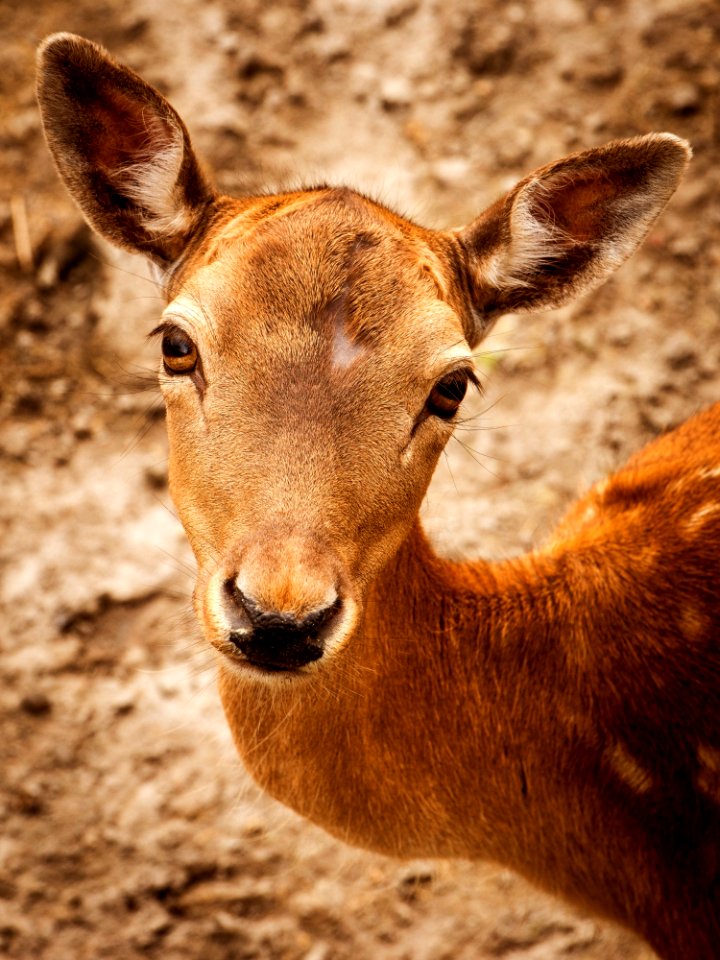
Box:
[160,191,476,675]
[36,33,690,678]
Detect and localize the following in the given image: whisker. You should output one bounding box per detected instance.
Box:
[115,397,166,461]
[450,435,502,479]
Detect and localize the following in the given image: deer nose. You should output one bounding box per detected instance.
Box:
[224,581,342,671]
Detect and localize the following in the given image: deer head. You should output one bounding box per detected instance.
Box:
[37,34,690,680]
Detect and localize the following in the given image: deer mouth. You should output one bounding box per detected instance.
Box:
[227,629,326,673]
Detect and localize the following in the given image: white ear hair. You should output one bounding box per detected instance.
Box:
[113,134,193,239]
[483,175,574,291]
[454,133,691,342]
[36,33,216,265]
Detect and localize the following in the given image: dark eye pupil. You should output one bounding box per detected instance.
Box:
[436,377,467,403]
[427,372,469,420]
[163,332,193,357]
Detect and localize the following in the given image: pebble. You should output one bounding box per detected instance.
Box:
[0,422,34,460]
[144,463,168,490]
[431,156,471,187]
[662,331,697,370]
[670,234,702,259]
[667,82,701,115]
[606,322,635,348]
[404,119,430,149]
[34,222,92,292]
[19,692,52,716]
[304,944,331,960]
[380,76,413,109]
[13,297,44,330]
[178,878,276,913]
[241,816,266,839]
[457,21,515,76]
[385,1,418,28]
[71,410,95,440]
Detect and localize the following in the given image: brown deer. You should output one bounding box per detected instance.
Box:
[37,33,719,960]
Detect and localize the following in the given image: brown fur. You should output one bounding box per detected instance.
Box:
[37,34,715,960]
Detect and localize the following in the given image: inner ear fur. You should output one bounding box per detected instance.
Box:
[37,33,216,265]
[453,134,691,345]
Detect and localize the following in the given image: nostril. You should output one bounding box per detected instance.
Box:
[295,595,342,638]
[222,581,343,670]
[224,579,341,634]
[224,579,259,622]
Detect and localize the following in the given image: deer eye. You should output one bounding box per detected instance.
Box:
[427,370,469,420]
[162,328,198,375]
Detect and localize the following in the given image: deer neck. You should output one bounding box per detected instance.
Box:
[220,522,592,857]
[219,518,685,931]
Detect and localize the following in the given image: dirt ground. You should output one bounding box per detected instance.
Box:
[1,1,719,958]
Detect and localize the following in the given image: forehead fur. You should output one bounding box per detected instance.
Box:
[183,188,456,351]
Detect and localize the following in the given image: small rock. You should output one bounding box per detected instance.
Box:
[52,744,76,767]
[578,58,624,89]
[398,867,433,902]
[13,783,45,816]
[385,1,418,28]
[304,944,330,960]
[145,463,168,490]
[127,901,172,948]
[20,692,52,716]
[667,82,701,116]
[403,119,431,150]
[607,321,635,348]
[584,110,607,133]
[47,378,71,400]
[639,400,678,434]
[505,3,526,23]
[12,296,44,330]
[380,76,413,110]
[311,34,351,65]
[3,107,40,145]
[35,257,59,291]
[13,385,43,415]
[0,422,34,460]
[573,327,600,358]
[241,816,266,839]
[177,879,277,918]
[670,234,702,260]
[212,910,251,939]
[431,157,471,187]
[474,77,495,99]
[485,910,574,954]
[71,408,95,440]
[663,332,697,371]
[494,125,534,167]
[517,460,544,481]
[35,222,93,292]
[455,20,515,76]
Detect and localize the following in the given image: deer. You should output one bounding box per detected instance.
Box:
[36,33,720,960]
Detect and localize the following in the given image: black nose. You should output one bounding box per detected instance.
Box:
[225,583,341,671]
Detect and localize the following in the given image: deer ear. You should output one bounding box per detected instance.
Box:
[36,33,216,267]
[453,134,691,345]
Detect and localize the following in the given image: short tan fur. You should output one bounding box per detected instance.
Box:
[38,33,719,960]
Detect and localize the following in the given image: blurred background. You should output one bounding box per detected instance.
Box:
[1,1,718,957]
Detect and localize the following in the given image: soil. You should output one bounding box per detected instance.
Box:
[1,0,719,958]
